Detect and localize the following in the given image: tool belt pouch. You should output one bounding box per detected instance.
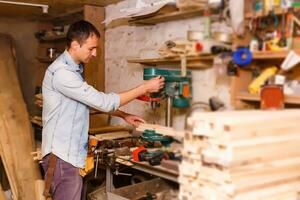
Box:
[43,153,57,198]
[79,137,97,177]
[79,156,94,177]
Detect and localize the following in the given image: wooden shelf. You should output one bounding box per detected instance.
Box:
[40,34,66,42]
[236,91,300,105]
[129,8,218,25]
[252,50,300,60]
[42,7,84,24]
[36,57,55,63]
[245,7,300,19]
[127,55,214,68]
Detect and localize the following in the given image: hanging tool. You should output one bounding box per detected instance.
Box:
[278,7,287,47]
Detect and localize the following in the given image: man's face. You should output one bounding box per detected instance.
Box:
[76,34,99,64]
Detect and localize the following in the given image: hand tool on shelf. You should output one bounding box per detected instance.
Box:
[132,146,165,166]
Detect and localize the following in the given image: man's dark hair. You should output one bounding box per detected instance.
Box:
[66,20,100,48]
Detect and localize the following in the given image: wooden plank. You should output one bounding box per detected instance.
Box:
[129,8,218,25]
[137,123,184,140]
[35,180,46,200]
[0,117,21,200]
[89,125,132,134]
[95,131,132,141]
[0,184,6,200]
[128,56,214,68]
[0,34,41,200]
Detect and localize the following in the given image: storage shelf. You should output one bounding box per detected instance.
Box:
[36,57,55,63]
[252,50,300,60]
[40,34,66,42]
[129,7,218,25]
[127,55,214,68]
[236,91,300,105]
[245,7,300,19]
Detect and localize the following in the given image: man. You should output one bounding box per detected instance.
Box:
[41,20,164,200]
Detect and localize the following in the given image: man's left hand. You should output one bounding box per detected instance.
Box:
[123,114,146,127]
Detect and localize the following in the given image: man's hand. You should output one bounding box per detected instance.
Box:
[143,76,165,93]
[118,76,165,106]
[123,114,146,127]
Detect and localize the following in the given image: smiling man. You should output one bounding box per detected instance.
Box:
[41,20,164,200]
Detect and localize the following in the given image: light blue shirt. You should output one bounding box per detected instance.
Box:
[42,50,120,168]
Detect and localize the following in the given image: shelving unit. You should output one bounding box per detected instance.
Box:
[252,50,300,60]
[236,91,300,105]
[128,55,214,68]
[245,7,300,19]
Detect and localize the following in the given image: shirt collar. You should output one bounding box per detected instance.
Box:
[62,50,83,73]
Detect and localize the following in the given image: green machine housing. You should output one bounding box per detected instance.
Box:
[143,68,192,108]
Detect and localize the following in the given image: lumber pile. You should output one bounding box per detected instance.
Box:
[0,34,40,200]
[179,110,300,200]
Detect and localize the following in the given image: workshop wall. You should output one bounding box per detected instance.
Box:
[0,18,39,115]
[105,0,232,130]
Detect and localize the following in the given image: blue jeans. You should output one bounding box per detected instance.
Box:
[42,154,83,200]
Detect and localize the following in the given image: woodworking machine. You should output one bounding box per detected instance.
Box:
[138,68,192,127]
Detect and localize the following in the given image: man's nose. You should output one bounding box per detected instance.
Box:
[92,49,97,57]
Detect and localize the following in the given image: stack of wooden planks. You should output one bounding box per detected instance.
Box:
[179,110,300,200]
[0,34,40,200]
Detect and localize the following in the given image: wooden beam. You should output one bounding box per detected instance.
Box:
[95,131,132,141]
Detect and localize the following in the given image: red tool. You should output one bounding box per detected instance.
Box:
[132,146,147,162]
[136,95,161,102]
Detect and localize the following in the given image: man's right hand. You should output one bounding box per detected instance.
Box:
[143,76,165,93]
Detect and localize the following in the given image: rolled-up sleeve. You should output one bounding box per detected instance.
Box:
[52,69,120,112]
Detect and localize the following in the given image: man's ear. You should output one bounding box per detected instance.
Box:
[70,40,80,50]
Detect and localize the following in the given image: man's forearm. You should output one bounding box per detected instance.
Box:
[118,84,147,106]
[106,109,128,118]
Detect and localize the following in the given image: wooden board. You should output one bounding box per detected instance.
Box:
[95,131,132,141]
[127,55,214,68]
[129,8,218,25]
[0,34,41,200]
[0,184,6,200]
[89,125,132,135]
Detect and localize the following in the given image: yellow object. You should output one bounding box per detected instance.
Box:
[79,137,98,177]
[264,0,281,12]
[248,66,278,94]
[79,156,94,177]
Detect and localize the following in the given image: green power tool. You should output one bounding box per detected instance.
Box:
[137,67,192,128]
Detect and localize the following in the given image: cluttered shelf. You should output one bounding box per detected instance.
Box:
[245,7,300,19]
[236,91,300,105]
[252,50,300,60]
[129,7,218,26]
[127,55,214,68]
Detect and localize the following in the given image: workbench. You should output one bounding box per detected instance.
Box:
[105,156,179,193]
